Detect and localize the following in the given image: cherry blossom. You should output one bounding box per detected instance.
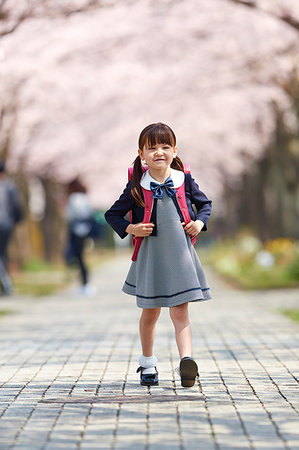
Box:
[0,0,298,213]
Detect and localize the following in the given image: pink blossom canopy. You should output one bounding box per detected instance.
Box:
[0,0,298,212]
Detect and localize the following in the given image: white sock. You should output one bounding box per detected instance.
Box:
[139,354,158,375]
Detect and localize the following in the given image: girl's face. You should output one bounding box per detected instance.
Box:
[138,143,177,171]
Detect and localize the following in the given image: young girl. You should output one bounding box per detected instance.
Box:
[64,178,94,296]
[105,123,212,387]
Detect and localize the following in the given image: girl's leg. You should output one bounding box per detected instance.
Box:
[77,245,88,285]
[169,302,192,359]
[139,307,161,356]
[138,308,161,384]
[72,233,88,285]
[0,229,12,294]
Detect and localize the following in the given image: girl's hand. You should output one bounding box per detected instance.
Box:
[126,222,155,237]
[182,220,204,237]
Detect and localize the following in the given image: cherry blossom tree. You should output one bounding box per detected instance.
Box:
[0,0,298,259]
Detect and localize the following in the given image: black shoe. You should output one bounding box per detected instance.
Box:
[179,357,198,387]
[137,366,159,386]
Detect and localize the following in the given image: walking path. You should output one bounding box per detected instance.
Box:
[0,252,298,449]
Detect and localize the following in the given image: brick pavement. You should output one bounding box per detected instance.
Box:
[0,252,298,449]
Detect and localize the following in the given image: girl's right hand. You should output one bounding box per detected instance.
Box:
[126,222,155,237]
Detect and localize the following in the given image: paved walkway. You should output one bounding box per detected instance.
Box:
[0,252,298,450]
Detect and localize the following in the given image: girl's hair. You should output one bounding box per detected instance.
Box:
[131,123,184,207]
[67,177,87,195]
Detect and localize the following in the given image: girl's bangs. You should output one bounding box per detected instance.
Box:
[142,125,176,149]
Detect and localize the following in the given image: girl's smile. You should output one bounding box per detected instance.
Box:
[138,143,177,175]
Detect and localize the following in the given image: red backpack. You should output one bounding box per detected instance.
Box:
[128,165,197,261]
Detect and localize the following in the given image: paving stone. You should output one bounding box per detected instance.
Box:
[0,254,298,449]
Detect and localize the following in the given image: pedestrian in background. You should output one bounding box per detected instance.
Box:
[64,177,96,297]
[105,123,212,387]
[0,160,24,296]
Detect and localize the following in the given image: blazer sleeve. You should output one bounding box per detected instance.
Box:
[104,181,136,239]
[186,173,212,231]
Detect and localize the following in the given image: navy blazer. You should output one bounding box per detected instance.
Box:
[105,173,212,239]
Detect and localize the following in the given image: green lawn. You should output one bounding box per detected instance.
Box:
[0,309,13,318]
[200,235,299,290]
[280,309,299,323]
[12,247,116,297]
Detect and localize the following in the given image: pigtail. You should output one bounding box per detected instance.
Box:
[171,156,184,172]
[131,156,145,208]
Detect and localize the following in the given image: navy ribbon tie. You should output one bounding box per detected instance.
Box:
[150,177,177,199]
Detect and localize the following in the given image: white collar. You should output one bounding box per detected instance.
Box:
[140,168,185,190]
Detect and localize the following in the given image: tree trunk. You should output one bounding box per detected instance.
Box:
[40,178,64,262]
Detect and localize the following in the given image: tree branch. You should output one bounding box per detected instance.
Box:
[230,0,299,31]
[0,0,104,37]
[0,12,30,37]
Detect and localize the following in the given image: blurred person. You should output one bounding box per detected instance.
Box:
[0,160,24,296]
[105,123,212,387]
[64,177,96,297]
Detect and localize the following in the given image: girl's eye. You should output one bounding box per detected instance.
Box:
[147,145,170,151]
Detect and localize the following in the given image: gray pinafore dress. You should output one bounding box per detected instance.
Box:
[122,187,212,308]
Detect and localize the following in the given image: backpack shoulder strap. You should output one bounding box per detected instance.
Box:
[130,163,197,261]
[128,165,148,181]
[128,166,133,181]
[175,175,197,247]
[183,163,190,174]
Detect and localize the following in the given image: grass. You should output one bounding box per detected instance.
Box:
[0,309,13,318]
[11,246,116,297]
[280,309,299,323]
[199,237,299,290]
[12,260,68,297]
[22,259,64,272]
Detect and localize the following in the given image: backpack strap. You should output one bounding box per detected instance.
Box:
[175,184,197,246]
[183,163,191,174]
[128,164,197,261]
[128,165,148,243]
[131,189,154,261]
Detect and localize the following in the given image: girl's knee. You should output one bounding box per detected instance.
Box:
[169,303,189,323]
[141,308,160,324]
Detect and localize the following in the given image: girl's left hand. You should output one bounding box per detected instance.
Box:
[182,220,204,237]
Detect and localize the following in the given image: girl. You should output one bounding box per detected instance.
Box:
[64,177,95,296]
[105,123,212,387]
